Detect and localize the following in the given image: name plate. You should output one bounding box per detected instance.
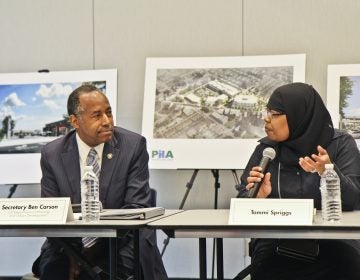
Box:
[0,197,74,224]
[229,198,314,225]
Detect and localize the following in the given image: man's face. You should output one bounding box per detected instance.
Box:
[70,91,114,147]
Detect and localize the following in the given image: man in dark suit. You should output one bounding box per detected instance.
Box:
[32,84,168,280]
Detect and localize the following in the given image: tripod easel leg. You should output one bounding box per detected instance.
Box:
[199,238,207,280]
[216,238,224,280]
[161,169,199,257]
[160,169,242,280]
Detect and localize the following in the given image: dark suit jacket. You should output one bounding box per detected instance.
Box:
[34,127,168,280]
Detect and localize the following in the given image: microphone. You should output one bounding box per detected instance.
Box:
[248,147,276,198]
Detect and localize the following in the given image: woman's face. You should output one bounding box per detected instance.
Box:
[264,110,289,142]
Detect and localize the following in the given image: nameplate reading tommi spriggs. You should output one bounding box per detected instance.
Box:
[229,198,314,225]
[0,197,74,224]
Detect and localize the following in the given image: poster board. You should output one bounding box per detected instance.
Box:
[0,69,117,184]
[327,64,360,149]
[142,54,306,169]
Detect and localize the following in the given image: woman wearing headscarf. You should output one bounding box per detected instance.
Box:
[237,82,360,280]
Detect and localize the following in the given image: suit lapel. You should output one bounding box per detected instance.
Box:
[61,134,81,199]
[100,138,119,202]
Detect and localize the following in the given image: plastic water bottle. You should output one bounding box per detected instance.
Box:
[81,166,100,223]
[320,164,342,222]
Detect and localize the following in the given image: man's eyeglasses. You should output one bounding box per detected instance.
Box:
[264,110,285,119]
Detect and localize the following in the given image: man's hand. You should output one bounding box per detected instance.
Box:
[246,166,272,198]
[68,256,80,280]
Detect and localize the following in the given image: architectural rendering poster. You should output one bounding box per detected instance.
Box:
[142,54,306,169]
[0,69,117,184]
[327,64,360,149]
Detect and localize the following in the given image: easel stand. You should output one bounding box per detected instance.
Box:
[161,169,240,280]
[7,184,18,198]
[179,169,199,210]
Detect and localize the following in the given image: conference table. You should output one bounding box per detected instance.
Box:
[148,209,360,280]
[0,209,181,280]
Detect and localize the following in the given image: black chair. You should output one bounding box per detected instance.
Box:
[233,264,252,279]
[149,188,157,207]
[232,238,252,279]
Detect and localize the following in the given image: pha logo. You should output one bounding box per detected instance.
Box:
[151,150,174,160]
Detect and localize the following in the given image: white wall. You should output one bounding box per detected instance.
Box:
[1,0,360,278]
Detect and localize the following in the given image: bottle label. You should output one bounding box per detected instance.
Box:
[81,171,100,223]
[321,168,342,222]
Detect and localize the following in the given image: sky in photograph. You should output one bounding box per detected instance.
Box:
[0,82,80,130]
[344,76,360,118]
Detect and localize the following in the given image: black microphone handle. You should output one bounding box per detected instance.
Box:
[248,157,271,198]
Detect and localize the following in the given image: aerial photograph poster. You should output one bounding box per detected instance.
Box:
[142,54,306,169]
[327,64,360,149]
[0,69,117,184]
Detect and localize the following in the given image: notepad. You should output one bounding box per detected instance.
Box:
[99,207,165,220]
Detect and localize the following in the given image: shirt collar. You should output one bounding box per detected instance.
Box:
[76,133,104,165]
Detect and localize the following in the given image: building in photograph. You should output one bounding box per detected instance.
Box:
[206,80,239,98]
[43,119,72,136]
[233,94,258,110]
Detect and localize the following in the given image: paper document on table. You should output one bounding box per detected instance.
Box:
[100,207,165,220]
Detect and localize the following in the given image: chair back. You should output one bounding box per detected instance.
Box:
[150,188,157,207]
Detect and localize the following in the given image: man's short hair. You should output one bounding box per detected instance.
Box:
[67,84,102,116]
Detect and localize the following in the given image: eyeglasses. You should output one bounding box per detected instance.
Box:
[264,110,285,119]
